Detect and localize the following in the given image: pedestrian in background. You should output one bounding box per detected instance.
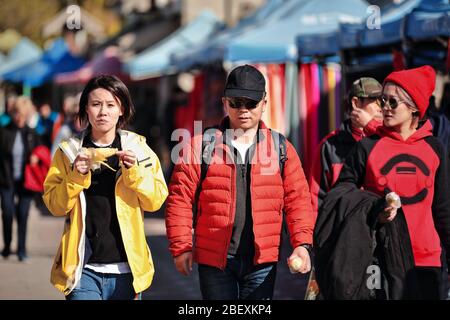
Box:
[309,77,383,218]
[43,75,168,300]
[0,96,41,262]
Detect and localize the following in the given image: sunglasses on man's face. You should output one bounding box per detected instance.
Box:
[226,98,260,109]
[381,96,406,110]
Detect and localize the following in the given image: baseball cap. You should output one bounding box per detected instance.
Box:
[224,64,266,102]
[349,77,382,99]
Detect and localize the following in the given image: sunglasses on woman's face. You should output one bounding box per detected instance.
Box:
[226,98,260,109]
[381,96,406,110]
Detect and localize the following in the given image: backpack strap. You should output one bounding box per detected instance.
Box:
[192,126,219,228]
[270,129,289,237]
[270,129,287,177]
[192,128,288,229]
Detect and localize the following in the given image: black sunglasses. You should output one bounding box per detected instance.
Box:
[226,98,260,109]
[381,96,407,110]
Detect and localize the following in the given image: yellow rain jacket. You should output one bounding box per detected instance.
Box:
[43,130,168,295]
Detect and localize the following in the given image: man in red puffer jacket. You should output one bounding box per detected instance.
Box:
[165,65,314,300]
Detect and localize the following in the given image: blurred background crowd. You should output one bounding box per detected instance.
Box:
[1,0,450,299]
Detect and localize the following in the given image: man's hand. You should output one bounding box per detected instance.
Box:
[351,108,372,129]
[378,206,398,224]
[174,251,193,276]
[117,150,137,169]
[287,246,311,274]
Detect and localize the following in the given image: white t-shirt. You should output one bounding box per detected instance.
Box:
[85,262,131,274]
[231,139,253,163]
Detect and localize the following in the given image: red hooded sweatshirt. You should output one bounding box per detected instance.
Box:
[337,120,450,267]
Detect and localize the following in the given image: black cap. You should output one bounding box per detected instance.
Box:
[224,64,266,102]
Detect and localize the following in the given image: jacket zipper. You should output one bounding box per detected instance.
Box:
[222,164,236,269]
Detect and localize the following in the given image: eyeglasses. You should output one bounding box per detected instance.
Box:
[381,96,408,110]
[226,98,260,109]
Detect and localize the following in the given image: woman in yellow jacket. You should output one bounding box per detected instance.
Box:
[43,75,168,300]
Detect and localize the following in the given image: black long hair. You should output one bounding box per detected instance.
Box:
[78,75,135,129]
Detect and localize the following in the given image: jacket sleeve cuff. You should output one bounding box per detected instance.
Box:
[292,234,313,249]
[121,164,140,186]
[67,168,91,188]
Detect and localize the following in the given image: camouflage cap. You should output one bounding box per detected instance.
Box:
[349,77,382,99]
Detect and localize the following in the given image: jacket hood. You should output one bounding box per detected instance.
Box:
[377,120,433,143]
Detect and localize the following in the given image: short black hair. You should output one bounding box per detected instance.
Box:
[78,75,134,129]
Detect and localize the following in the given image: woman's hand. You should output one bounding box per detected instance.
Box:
[378,206,398,224]
[73,153,90,175]
[117,150,137,169]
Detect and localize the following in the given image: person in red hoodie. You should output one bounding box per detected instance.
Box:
[165,65,314,300]
[309,77,383,218]
[336,65,450,299]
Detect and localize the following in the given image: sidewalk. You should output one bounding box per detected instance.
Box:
[0,203,307,300]
[0,203,167,300]
[0,202,63,299]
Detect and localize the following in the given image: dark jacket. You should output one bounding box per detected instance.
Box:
[429,112,450,156]
[0,123,40,188]
[337,121,450,268]
[309,118,381,217]
[314,182,419,300]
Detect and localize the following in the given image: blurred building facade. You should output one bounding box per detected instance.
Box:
[181,0,265,26]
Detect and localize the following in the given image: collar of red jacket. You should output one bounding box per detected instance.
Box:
[350,124,365,142]
[376,119,433,143]
[219,116,269,132]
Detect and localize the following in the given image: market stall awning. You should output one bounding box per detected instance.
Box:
[124,10,224,79]
[170,0,292,70]
[55,46,129,84]
[0,37,42,80]
[295,0,369,57]
[226,0,367,63]
[359,0,420,47]
[405,0,450,40]
[2,38,84,87]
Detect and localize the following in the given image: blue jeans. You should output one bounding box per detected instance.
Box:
[66,268,139,300]
[0,182,33,259]
[198,254,277,300]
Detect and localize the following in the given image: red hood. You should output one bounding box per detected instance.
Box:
[377,120,433,143]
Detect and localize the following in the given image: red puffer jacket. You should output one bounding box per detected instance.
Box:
[166,120,314,269]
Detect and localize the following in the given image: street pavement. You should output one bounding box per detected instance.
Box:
[0,202,308,300]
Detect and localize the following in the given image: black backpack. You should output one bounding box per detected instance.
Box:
[192,127,287,228]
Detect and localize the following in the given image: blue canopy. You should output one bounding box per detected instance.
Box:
[2,38,84,87]
[226,0,367,63]
[405,0,450,40]
[358,0,421,47]
[338,22,364,50]
[295,0,369,57]
[170,0,297,70]
[125,10,224,79]
[0,38,42,79]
